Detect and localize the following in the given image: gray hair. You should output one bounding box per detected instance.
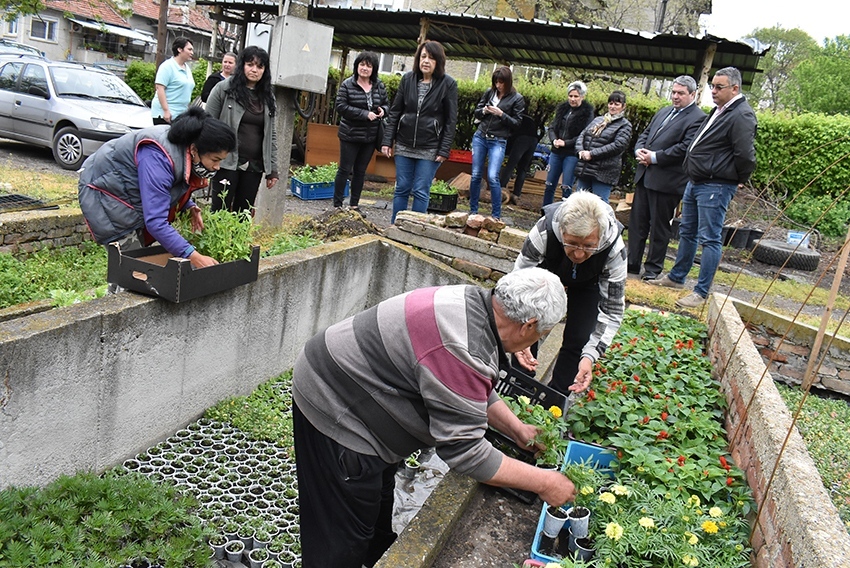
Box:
[554,191,609,239]
[567,81,587,97]
[495,268,567,333]
[715,67,742,88]
[673,75,697,93]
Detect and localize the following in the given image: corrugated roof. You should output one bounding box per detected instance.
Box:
[194,3,767,85]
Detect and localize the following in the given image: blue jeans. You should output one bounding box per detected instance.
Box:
[469,131,507,218]
[668,181,737,298]
[543,153,579,206]
[574,176,612,203]
[392,155,442,222]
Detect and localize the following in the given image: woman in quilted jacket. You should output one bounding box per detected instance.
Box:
[574,90,632,203]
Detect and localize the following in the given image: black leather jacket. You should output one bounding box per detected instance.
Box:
[472,89,525,139]
[382,71,458,158]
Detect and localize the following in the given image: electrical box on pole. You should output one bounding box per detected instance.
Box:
[267,15,333,94]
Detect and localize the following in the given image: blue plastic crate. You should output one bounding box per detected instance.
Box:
[529,441,616,563]
[290,178,349,200]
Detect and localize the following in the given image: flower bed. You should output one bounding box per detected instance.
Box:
[546,310,755,567]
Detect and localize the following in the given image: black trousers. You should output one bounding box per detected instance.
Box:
[210,168,263,213]
[293,403,398,568]
[512,284,600,395]
[499,135,537,196]
[335,140,375,208]
[627,181,682,278]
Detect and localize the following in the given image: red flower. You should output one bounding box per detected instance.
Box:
[727,476,734,486]
[677,455,686,466]
[657,430,669,440]
[719,456,731,471]
[661,411,669,421]
[671,361,678,368]
[641,416,650,424]
[633,374,640,382]
[687,339,694,349]
[654,393,662,399]
[617,450,623,459]
[586,389,596,401]
[621,384,628,393]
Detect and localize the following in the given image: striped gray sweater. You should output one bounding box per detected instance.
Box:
[292,285,507,482]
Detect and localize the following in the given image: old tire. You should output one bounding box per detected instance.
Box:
[751,239,820,271]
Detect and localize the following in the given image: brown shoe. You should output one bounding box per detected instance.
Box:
[649,274,684,289]
[676,292,706,308]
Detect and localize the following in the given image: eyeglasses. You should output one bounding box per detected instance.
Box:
[563,243,599,254]
[710,83,731,91]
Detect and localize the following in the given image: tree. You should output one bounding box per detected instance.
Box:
[792,35,850,116]
[0,0,44,19]
[747,26,818,111]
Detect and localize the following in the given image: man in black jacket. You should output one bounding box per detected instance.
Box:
[651,67,757,308]
[628,75,706,281]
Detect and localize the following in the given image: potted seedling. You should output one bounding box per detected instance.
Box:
[247,546,269,568]
[225,539,245,563]
[402,450,421,479]
[289,163,348,200]
[208,534,228,559]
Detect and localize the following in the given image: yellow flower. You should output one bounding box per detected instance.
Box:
[682,554,699,567]
[599,492,616,504]
[580,486,595,496]
[545,564,561,568]
[638,517,655,529]
[686,532,699,545]
[611,484,630,496]
[682,515,690,522]
[709,507,723,518]
[719,521,727,528]
[605,522,624,541]
[518,395,531,405]
[701,520,719,534]
[688,495,701,507]
[548,405,562,418]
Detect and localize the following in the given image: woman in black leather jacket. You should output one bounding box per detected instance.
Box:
[333,51,389,211]
[381,41,458,222]
[468,66,524,220]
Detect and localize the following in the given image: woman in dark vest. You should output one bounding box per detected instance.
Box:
[512,191,627,394]
[333,51,389,212]
[78,107,236,269]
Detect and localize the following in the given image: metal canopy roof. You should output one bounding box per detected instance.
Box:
[196,3,767,86]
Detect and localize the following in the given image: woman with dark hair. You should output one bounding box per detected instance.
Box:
[332,51,389,212]
[381,40,458,222]
[78,107,237,268]
[205,46,279,213]
[543,81,595,206]
[151,37,195,125]
[468,66,524,220]
[574,90,632,203]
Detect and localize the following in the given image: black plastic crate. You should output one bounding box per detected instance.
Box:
[483,369,568,504]
[495,367,567,411]
[427,192,458,213]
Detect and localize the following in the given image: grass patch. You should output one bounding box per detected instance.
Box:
[0,163,78,208]
[775,383,850,530]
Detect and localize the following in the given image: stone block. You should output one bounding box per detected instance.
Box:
[450,258,491,280]
[820,377,850,396]
[466,214,486,229]
[497,227,527,250]
[422,250,453,266]
[759,348,788,363]
[445,211,468,228]
[482,217,505,232]
[477,229,498,242]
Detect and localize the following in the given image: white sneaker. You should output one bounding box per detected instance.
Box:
[650,274,684,290]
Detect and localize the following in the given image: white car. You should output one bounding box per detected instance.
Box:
[0,55,152,169]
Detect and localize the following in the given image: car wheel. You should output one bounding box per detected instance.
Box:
[52,126,85,170]
[751,239,821,272]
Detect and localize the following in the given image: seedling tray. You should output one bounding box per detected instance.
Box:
[107,243,260,302]
[484,428,539,504]
[427,192,458,213]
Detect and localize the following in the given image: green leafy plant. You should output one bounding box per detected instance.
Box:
[561,459,607,509]
[429,179,458,195]
[290,163,339,183]
[262,232,323,257]
[503,395,569,466]
[173,206,257,263]
[405,450,421,468]
[49,285,107,307]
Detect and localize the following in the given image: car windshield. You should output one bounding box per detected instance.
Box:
[50,66,144,106]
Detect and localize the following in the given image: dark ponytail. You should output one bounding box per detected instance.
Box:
[168,107,236,156]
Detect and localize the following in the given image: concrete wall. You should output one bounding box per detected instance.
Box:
[708,295,850,568]
[0,235,469,489]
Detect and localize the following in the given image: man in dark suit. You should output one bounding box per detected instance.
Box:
[628,75,706,281]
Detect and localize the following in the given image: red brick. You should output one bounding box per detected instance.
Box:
[750,334,770,347]
[777,343,811,357]
[759,348,788,363]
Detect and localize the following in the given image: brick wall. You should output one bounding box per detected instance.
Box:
[0,209,92,255]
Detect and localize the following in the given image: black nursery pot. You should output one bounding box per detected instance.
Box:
[728,227,751,249]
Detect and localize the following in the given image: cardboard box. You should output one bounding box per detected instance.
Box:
[107,243,260,302]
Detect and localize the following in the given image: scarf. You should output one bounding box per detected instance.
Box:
[590,112,624,137]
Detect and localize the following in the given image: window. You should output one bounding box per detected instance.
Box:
[378,53,394,75]
[20,64,48,96]
[6,18,18,35]
[30,18,57,41]
[0,62,22,90]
